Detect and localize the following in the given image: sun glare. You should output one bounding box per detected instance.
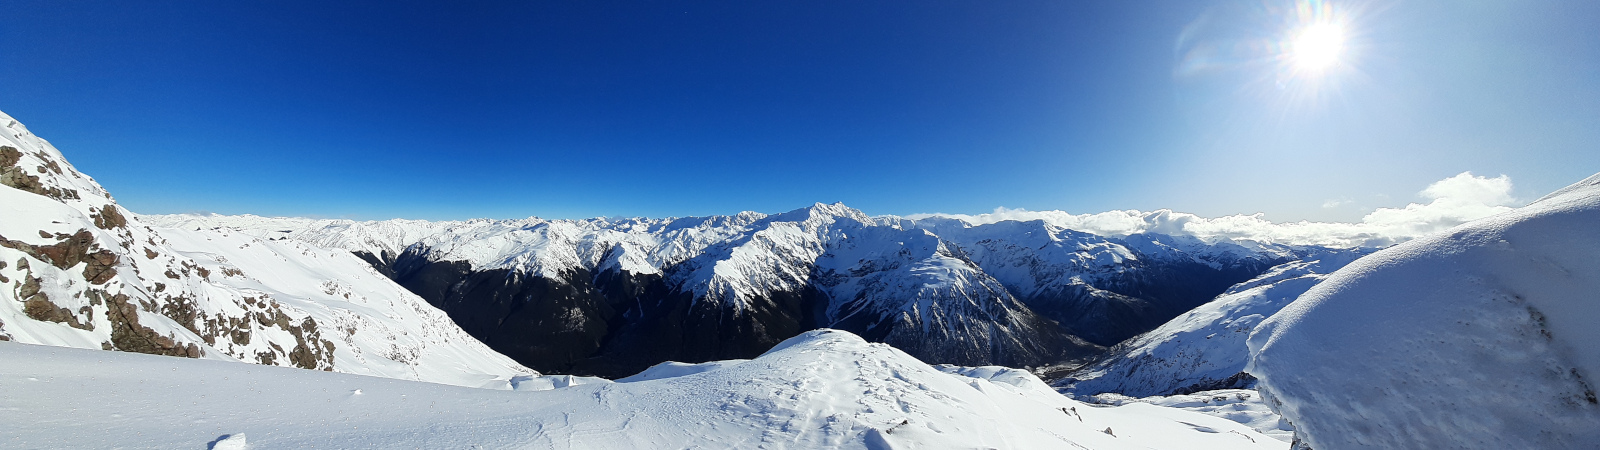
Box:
[1290,22,1346,71]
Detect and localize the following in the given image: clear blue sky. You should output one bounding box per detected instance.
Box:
[2,1,1596,221]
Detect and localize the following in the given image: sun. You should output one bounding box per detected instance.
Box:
[1289,22,1346,71]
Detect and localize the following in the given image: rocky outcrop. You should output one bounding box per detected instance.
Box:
[1,145,79,201]
[0,109,525,386]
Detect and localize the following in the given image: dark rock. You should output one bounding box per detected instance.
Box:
[90,204,127,230]
[1171,372,1258,395]
[101,290,196,358]
[0,146,75,200]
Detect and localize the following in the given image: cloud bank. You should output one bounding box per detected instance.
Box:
[908,172,1518,248]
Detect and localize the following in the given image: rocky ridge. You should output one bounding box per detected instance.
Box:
[0,109,530,387]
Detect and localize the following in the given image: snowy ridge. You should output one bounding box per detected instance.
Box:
[0,109,531,387]
[0,329,1284,449]
[907,171,1522,248]
[1063,250,1366,397]
[146,200,1335,374]
[1248,171,1600,448]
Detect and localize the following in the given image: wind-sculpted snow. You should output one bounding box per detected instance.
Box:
[0,330,1284,449]
[0,109,531,387]
[1248,172,1600,449]
[1065,252,1365,397]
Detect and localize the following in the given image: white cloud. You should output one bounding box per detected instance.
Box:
[908,172,1519,248]
[1420,172,1515,206]
[1320,198,1353,209]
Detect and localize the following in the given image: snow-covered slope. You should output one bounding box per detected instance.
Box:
[1084,389,1295,443]
[1064,250,1366,397]
[150,204,1327,377]
[897,217,1312,345]
[1247,172,1600,449]
[0,109,530,387]
[0,329,1284,449]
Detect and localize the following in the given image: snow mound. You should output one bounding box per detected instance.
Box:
[507,373,611,391]
[615,359,748,383]
[1247,172,1600,449]
[0,329,1283,449]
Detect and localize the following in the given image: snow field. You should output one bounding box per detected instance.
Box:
[0,329,1284,449]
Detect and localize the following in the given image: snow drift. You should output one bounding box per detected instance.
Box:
[1247,172,1600,449]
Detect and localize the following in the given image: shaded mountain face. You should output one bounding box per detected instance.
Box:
[0,110,531,387]
[154,206,1346,378]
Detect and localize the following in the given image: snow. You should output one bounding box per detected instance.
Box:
[145,203,1310,317]
[1247,172,1600,448]
[209,434,249,450]
[0,108,530,387]
[145,201,1319,367]
[152,225,535,387]
[615,359,748,383]
[1085,389,1294,443]
[908,171,1520,248]
[0,329,1283,449]
[1065,251,1365,397]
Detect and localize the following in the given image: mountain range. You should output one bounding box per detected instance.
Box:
[147,206,1358,377]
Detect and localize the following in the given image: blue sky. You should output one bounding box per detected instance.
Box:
[2,1,1596,221]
